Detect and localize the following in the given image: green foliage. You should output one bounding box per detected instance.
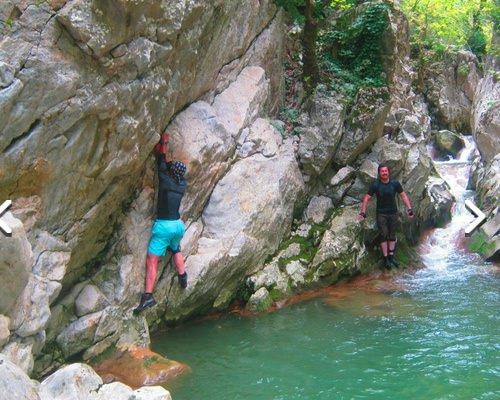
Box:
[457,63,471,77]
[401,0,496,59]
[319,2,390,97]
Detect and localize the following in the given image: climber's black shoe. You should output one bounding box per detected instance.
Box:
[133,293,156,314]
[178,272,188,289]
[384,257,393,270]
[388,254,399,268]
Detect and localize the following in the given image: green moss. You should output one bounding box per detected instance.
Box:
[254,295,273,313]
[143,355,162,368]
[269,286,288,301]
[469,231,496,257]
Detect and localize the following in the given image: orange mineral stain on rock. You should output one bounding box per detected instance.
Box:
[92,346,190,389]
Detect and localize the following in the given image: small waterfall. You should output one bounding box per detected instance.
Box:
[413,136,487,279]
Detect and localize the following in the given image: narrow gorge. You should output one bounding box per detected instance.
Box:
[0,1,498,399]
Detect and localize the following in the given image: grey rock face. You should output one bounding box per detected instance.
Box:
[298,90,345,175]
[0,355,40,400]
[424,50,481,132]
[164,135,304,321]
[471,73,500,163]
[0,316,9,347]
[0,0,280,293]
[0,213,32,318]
[311,206,367,282]
[335,87,391,165]
[75,285,109,317]
[304,196,333,224]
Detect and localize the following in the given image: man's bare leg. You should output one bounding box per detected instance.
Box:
[173,252,188,288]
[145,253,160,293]
[172,252,185,275]
[380,241,389,257]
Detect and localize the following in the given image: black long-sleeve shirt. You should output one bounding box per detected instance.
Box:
[156,156,187,220]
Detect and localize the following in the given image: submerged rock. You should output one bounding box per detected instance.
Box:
[92,347,188,389]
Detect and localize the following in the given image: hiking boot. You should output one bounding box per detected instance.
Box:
[384,257,393,270]
[388,254,399,268]
[133,293,156,314]
[178,272,188,289]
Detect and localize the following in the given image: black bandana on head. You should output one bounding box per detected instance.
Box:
[171,161,187,183]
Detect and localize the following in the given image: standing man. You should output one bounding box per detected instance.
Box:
[134,133,188,314]
[358,165,414,269]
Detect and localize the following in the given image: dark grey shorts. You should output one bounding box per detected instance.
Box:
[376,213,398,241]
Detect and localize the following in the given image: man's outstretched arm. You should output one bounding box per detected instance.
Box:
[358,194,371,221]
[400,192,414,218]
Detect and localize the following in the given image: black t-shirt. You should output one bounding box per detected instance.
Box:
[157,157,187,220]
[368,179,403,214]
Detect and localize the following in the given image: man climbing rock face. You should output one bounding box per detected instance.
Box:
[134,133,188,314]
[358,165,414,269]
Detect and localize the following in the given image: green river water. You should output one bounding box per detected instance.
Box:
[153,144,499,400]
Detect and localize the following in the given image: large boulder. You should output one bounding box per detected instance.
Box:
[163,127,304,322]
[471,72,500,163]
[424,50,481,132]
[297,90,345,176]
[433,130,465,158]
[334,87,391,166]
[0,355,40,400]
[310,206,369,283]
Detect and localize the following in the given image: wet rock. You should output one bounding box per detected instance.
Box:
[474,155,500,214]
[420,177,454,229]
[469,212,500,261]
[297,90,345,176]
[0,355,40,400]
[304,196,333,224]
[0,212,32,318]
[246,287,273,312]
[75,284,109,317]
[92,347,188,389]
[0,315,9,347]
[434,130,465,158]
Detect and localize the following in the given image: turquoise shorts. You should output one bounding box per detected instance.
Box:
[147,219,186,256]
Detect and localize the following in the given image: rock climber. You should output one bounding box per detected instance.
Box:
[357,164,414,269]
[134,132,188,314]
